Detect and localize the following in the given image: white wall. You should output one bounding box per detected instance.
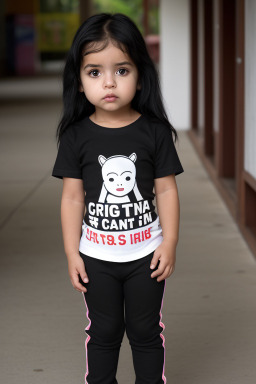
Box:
[245,0,256,179]
[160,0,190,130]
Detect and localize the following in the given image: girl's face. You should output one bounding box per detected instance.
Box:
[79,41,140,117]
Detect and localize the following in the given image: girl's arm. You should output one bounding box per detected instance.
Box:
[61,177,89,292]
[150,174,180,282]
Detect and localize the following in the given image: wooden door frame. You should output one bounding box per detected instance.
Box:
[217,0,236,178]
[203,0,214,156]
[190,0,198,131]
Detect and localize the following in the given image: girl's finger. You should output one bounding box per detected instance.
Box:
[157,266,170,282]
[159,265,175,281]
[150,254,160,269]
[78,264,89,284]
[151,264,166,278]
[71,276,87,292]
[74,283,87,293]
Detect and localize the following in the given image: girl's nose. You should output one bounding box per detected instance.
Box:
[103,73,116,88]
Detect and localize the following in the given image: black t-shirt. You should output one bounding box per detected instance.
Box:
[52,114,184,262]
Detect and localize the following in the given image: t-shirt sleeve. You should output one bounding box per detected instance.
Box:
[52,128,82,179]
[154,125,184,178]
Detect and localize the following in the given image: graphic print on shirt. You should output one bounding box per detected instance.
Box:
[83,152,158,247]
[98,153,143,203]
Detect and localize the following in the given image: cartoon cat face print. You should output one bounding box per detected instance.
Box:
[98,153,137,198]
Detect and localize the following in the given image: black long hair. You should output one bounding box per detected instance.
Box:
[56,13,178,144]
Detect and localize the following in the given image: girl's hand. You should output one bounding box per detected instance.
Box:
[67,253,89,293]
[150,241,176,282]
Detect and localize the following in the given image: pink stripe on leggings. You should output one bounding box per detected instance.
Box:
[159,280,167,383]
[82,292,91,384]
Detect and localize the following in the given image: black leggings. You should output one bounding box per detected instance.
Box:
[79,251,167,384]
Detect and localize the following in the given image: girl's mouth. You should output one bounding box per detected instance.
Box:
[116,188,124,191]
[104,94,117,102]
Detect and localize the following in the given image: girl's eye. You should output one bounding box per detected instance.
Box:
[89,69,100,77]
[125,176,131,181]
[117,68,128,76]
[109,178,114,182]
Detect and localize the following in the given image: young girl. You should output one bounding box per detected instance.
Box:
[52,13,184,384]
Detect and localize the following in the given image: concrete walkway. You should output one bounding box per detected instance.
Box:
[0,97,256,384]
